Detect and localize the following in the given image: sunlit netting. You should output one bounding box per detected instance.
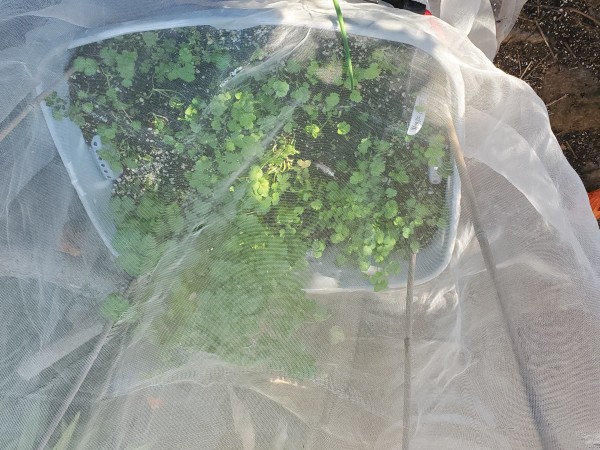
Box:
[1,1,599,449]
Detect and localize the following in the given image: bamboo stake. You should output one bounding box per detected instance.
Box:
[402,251,417,450]
[0,68,75,143]
[445,112,557,449]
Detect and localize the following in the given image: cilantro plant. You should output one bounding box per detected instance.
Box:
[51,25,452,374]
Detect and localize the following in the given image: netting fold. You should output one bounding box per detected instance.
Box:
[1,1,599,449]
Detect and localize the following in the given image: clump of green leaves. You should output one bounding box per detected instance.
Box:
[154,218,319,377]
[100,292,130,322]
[53,25,452,374]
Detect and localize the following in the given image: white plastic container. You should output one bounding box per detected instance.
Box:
[40,84,118,255]
[41,8,461,288]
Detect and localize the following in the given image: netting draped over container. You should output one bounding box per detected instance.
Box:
[1,1,600,449]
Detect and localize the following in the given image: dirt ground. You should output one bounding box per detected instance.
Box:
[495,0,600,193]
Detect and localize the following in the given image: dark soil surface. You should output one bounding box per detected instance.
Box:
[495,0,600,192]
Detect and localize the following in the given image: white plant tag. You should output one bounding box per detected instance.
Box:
[428,165,442,184]
[407,93,427,136]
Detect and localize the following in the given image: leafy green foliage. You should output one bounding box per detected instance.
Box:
[355,62,381,82]
[45,91,67,120]
[272,79,290,98]
[337,121,351,135]
[73,56,98,76]
[115,50,137,86]
[163,46,196,82]
[325,92,340,109]
[425,133,446,166]
[350,89,363,103]
[154,220,318,377]
[292,84,311,103]
[100,293,130,321]
[305,123,321,139]
[52,25,452,374]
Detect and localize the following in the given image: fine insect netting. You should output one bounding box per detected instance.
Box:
[45,24,456,288]
[1,1,600,449]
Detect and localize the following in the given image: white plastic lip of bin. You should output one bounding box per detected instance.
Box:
[306,165,460,292]
[41,6,463,288]
[39,82,119,256]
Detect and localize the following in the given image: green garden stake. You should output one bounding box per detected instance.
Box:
[332,0,355,89]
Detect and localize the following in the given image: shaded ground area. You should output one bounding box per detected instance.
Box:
[495,0,600,192]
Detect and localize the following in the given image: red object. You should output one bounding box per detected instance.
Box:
[588,189,600,220]
[424,9,432,15]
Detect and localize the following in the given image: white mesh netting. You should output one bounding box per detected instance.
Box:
[1,1,599,449]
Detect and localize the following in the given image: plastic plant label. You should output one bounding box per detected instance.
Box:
[428,165,442,184]
[407,93,427,136]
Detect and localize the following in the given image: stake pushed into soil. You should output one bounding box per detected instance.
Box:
[402,251,417,450]
[445,110,558,449]
[332,0,355,89]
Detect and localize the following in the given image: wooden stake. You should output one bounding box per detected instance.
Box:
[535,21,556,61]
[402,252,417,450]
[0,68,75,143]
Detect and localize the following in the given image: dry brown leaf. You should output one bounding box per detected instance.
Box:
[58,227,83,257]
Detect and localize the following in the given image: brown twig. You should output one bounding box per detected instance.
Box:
[537,4,600,26]
[445,108,558,448]
[0,67,75,143]
[502,15,536,46]
[565,7,600,27]
[520,61,534,79]
[546,93,569,107]
[522,56,548,81]
[535,21,556,61]
[562,41,577,60]
[564,140,577,159]
[518,14,537,24]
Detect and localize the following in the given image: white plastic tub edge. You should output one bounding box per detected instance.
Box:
[39,85,118,256]
[42,8,462,288]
